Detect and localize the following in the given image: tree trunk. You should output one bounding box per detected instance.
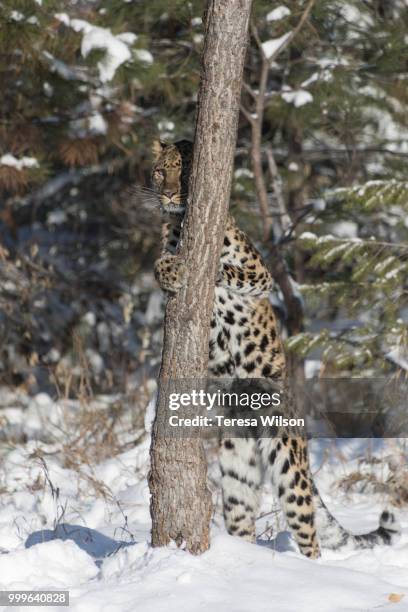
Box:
[149,0,253,555]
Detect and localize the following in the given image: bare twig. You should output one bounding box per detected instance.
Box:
[266,145,291,236]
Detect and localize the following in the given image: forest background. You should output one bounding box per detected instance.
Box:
[0,0,407,409]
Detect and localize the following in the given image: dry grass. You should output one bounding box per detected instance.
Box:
[0,365,152,506]
[336,442,408,507]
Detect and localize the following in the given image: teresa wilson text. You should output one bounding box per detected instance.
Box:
[168,415,305,428]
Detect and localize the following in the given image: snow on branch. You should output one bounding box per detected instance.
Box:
[0,155,39,170]
[55,14,152,82]
[266,6,291,22]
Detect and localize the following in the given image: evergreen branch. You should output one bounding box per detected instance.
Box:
[299,233,408,253]
[326,181,408,210]
[327,332,408,373]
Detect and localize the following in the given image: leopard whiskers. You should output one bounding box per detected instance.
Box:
[139,186,159,195]
[129,185,161,210]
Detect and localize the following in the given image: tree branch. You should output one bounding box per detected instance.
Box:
[266,144,291,236]
[241,1,317,338]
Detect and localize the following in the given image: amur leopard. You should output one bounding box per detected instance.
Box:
[151,139,399,558]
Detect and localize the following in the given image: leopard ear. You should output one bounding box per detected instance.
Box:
[152,139,166,160]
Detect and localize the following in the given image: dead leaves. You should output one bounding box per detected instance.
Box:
[388,593,405,604]
[59,138,100,167]
[0,165,28,193]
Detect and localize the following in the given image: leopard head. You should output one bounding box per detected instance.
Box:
[151,139,193,214]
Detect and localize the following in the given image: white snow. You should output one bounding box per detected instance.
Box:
[157,120,175,132]
[89,112,108,135]
[364,102,408,154]
[54,12,70,26]
[331,221,359,239]
[43,82,53,97]
[386,347,408,370]
[340,4,374,34]
[262,32,292,59]
[266,6,291,22]
[0,389,407,611]
[85,348,104,375]
[281,89,313,107]
[116,32,137,46]
[235,168,254,178]
[301,72,319,88]
[0,540,98,589]
[83,311,97,327]
[76,532,408,612]
[134,49,154,64]
[43,348,61,364]
[0,154,39,170]
[47,209,67,225]
[299,231,318,241]
[79,24,135,82]
[55,14,139,82]
[305,359,322,378]
[317,57,349,69]
[144,395,156,433]
[10,10,24,21]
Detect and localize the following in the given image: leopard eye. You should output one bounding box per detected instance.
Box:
[153,169,164,179]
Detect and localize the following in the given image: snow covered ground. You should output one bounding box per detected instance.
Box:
[0,390,407,612]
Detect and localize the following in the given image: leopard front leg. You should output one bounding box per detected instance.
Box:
[154,254,186,292]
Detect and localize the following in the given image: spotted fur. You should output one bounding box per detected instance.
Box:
[151,139,400,557]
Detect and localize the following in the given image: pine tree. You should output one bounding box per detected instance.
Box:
[287,180,407,373]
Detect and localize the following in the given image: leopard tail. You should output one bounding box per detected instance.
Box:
[313,485,400,550]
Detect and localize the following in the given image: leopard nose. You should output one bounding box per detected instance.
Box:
[163,190,177,200]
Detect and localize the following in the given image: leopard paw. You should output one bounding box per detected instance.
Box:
[154,254,186,292]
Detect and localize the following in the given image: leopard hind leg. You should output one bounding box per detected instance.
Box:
[259,436,321,558]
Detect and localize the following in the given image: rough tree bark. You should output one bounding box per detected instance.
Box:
[149,0,253,555]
